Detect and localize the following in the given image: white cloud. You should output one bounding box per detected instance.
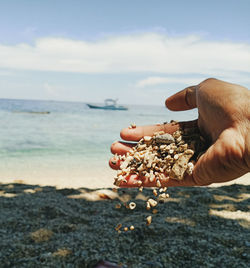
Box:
[135,76,204,87]
[0,33,250,78]
[135,73,250,88]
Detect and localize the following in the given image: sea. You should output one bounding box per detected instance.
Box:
[0,98,198,187]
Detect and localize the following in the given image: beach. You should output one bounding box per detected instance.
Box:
[1,0,250,266]
[0,175,249,267]
[1,171,249,267]
[0,99,249,267]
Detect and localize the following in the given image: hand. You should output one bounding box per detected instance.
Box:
[109,78,250,187]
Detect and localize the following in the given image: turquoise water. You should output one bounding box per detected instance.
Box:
[0,98,198,181]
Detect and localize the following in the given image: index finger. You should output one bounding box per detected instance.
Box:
[120,120,198,142]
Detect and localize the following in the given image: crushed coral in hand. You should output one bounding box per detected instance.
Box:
[113,123,206,232]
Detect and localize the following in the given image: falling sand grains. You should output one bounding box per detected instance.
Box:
[146,216,152,226]
[114,122,207,232]
[128,202,136,210]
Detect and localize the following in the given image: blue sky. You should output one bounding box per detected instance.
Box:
[0,0,250,104]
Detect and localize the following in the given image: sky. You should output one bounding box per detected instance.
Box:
[0,0,250,105]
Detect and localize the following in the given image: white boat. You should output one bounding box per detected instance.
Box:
[86,99,128,111]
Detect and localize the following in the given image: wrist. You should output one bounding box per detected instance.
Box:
[243,124,250,171]
[236,89,250,171]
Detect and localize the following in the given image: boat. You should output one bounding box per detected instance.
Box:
[13,110,50,114]
[86,99,128,111]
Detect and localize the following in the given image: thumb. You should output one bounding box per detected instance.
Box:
[166,85,197,111]
[192,131,247,185]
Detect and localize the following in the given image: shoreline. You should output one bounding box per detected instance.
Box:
[0,171,249,189]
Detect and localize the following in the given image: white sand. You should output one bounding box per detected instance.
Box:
[0,167,249,189]
[209,173,250,187]
[0,166,115,189]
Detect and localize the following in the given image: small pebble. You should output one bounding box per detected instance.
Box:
[144,136,152,142]
[128,202,136,210]
[146,201,151,210]
[153,189,158,197]
[115,224,122,231]
[148,198,158,207]
[146,216,152,226]
[156,179,161,188]
[137,180,142,187]
[115,203,121,209]
[152,209,158,214]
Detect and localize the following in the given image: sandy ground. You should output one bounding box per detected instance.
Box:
[0,172,249,267]
[0,169,249,189]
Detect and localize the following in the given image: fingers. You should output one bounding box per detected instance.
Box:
[120,121,198,142]
[119,122,181,142]
[120,123,178,142]
[166,85,197,111]
[109,158,121,170]
[109,141,135,170]
[110,141,135,155]
[118,173,198,187]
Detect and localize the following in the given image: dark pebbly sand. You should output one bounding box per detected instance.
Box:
[0,183,249,267]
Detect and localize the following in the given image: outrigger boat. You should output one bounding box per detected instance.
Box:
[86,99,128,111]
